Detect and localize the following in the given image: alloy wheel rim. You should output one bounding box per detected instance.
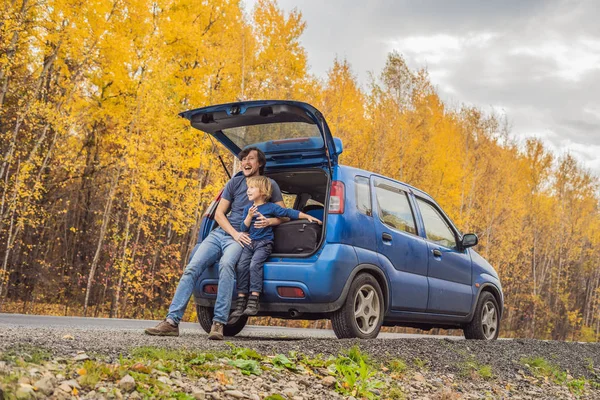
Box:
[354,284,380,334]
[481,301,498,339]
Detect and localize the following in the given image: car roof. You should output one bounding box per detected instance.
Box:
[339,165,434,202]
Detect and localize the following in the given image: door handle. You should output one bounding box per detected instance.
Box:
[432,249,442,257]
[382,232,393,241]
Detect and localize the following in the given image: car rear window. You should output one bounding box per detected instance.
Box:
[355,176,372,216]
[222,122,322,149]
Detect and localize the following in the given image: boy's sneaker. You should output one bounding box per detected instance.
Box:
[208,322,224,340]
[145,319,179,336]
[227,296,247,324]
[243,295,260,316]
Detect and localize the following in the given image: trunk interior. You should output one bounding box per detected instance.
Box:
[266,168,329,256]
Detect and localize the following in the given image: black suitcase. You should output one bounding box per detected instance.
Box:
[272,219,322,254]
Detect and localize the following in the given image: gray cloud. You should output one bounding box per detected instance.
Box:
[265,0,600,174]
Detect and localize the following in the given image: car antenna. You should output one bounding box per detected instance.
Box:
[206,133,232,179]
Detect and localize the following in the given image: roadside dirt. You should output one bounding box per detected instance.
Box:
[1,325,599,399]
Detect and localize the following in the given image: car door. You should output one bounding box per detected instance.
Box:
[371,177,429,311]
[414,197,473,315]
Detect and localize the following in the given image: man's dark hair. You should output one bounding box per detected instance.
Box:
[238,146,267,175]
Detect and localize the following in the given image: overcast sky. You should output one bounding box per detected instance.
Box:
[246,0,600,175]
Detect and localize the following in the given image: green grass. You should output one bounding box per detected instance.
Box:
[385,386,406,399]
[78,360,119,389]
[331,346,384,400]
[0,346,51,365]
[300,353,334,369]
[128,346,224,377]
[0,344,436,399]
[521,357,566,383]
[388,358,408,374]
[413,357,428,370]
[521,356,589,395]
[271,354,299,371]
[460,361,493,380]
[567,378,586,395]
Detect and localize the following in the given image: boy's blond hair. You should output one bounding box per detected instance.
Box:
[246,176,272,200]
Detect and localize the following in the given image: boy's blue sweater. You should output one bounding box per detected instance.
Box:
[240,202,301,241]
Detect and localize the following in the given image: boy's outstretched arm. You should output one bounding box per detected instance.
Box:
[271,204,322,225]
[298,212,322,225]
[255,200,287,228]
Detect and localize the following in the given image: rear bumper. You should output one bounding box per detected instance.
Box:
[192,243,358,314]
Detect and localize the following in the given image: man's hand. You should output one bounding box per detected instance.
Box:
[235,231,252,247]
[253,212,272,229]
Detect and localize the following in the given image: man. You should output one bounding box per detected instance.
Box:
[145,147,284,340]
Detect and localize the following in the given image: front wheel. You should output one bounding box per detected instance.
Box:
[463,292,500,340]
[331,273,384,339]
[196,305,248,337]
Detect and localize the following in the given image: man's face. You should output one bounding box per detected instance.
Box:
[241,150,261,177]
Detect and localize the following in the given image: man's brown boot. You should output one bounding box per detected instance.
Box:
[208,322,224,340]
[144,320,179,336]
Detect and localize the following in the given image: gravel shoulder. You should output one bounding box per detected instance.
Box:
[1,325,600,399]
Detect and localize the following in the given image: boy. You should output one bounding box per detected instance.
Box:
[228,176,321,322]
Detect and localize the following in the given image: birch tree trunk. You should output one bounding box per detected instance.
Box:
[110,187,133,318]
[83,168,120,316]
[0,0,30,110]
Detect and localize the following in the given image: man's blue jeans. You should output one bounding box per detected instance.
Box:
[166,228,243,325]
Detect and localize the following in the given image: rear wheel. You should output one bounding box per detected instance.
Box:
[331,273,384,339]
[196,305,248,337]
[463,292,500,340]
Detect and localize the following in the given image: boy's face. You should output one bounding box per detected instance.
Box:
[246,185,264,202]
[241,150,261,177]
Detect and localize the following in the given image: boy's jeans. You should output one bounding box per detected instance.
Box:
[166,228,243,325]
[236,239,274,294]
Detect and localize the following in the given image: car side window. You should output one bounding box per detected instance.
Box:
[374,180,417,235]
[416,198,457,249]
[355,176,372,216]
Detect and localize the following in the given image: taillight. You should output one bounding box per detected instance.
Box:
[203,189,224,217]
[277,287,305,298]
[203,284,218,294]
[328,181,345,214]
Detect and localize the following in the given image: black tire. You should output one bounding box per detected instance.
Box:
[331,273,384,339]
[196,305,248,337]
[463,292,500,340]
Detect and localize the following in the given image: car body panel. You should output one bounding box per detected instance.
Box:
[193,242,358,305]
[425,243,473,314]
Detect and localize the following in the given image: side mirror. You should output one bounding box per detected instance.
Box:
[461,233,478,249]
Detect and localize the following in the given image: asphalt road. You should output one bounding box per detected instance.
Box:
[0,313,458,339]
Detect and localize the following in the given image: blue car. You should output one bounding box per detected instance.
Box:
[180,100,503,340]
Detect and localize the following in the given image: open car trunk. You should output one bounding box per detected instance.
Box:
[182,101,340,255]
[266,168,329,256]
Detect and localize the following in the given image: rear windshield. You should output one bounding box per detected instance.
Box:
[222,122,323,150]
